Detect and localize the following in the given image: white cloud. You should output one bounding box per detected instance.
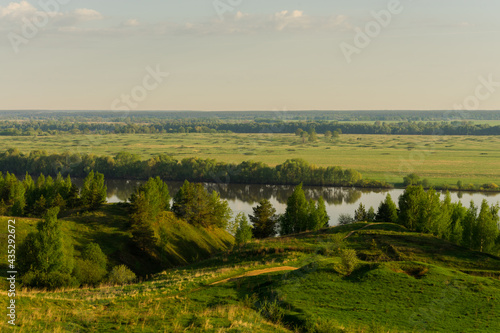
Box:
[72,8,103,22]
[0,1,103,30]
[122,18,140,27]
[0,1,36,19]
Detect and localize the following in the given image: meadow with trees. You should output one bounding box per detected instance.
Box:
[1,111,499,331]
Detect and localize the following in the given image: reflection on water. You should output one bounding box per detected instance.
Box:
[95,179,500,226]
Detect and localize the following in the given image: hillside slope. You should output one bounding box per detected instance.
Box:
[1,222,499,332]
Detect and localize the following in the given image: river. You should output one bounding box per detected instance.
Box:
[101,180,500,226]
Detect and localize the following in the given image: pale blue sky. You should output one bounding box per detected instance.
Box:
[1,0,499,111]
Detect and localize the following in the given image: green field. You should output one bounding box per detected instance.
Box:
[1,133,500,186]
[1,218,499,332]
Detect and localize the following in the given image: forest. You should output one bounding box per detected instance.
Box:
[0,148,390,188]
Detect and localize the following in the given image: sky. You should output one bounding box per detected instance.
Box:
[0,0,500,111]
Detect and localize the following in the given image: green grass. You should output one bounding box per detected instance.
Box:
[0,204,234,286]
[1,220,499,332]
[2,133,500,186]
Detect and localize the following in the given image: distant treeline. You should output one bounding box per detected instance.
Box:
[0,149,390,188]
[1,119,500,136]
[2,110,500,122]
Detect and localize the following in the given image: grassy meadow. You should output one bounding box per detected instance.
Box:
[1,133,500,186]
[1,221,499,332]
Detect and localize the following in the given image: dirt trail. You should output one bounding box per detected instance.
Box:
[343,223,381,239]
[210,266,299,285]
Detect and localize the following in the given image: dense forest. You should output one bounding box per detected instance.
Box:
[1,119,500,136]
[342,186,500,256]
[0,149,390,188]
[1,110,500,136]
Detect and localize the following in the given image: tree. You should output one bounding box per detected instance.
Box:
[403,173,421,186]
[107,265,136,285]
[375,194,398,222]
[473,200,499,252]
[81,171,107,210]
[354,203,367,221]
[234,213,253,245]
[280,183,309,235]
[74,243,107,286]
[398,185,425,230]
[172,180,232,229]
[308,128,318,142]
[367,206,376,222]
[338,213,354,225]
[249,199,278,239]
[18,208,75,288]
[308,197,329,231]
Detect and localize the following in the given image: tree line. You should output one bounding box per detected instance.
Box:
[344,186,500,255]
[0,171,106,218]
[0,149,390,188]
[1,118,500,136]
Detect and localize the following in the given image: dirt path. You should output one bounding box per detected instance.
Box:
[210,266,299,285]
[343,223,380,239]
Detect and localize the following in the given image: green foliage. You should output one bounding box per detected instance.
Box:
[249,199,278,239]
[107,265,136,285]
[403,173,421,186]
[280,184,330,235]
[338,213,354,225]
[375,194,398,223]
[280,183,308,235]
[172,180,232,229]
[397,187,500,255]
[338,249,358,276]
[81,171,107,210]
[354,202,367,221]
[234,213,253,245]
[18,207,75,288]
[73,243,108,286]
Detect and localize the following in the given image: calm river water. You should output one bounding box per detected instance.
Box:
[102,180,500,226]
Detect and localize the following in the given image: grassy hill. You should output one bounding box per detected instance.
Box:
[1,220,499,332]
[0,204,234,286]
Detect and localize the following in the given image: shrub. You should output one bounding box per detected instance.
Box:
[339,249,358,276]
[260,300,285,323]
[338,213,354,226]
[107,265,136,285]
[74,259,107,286]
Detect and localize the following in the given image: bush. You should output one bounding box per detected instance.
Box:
[338,213,354,226]
[339,249,358,276]
[260,300,285,323]
[22,270,77,289]
[74,259,107,286]
[107,265,136,285]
